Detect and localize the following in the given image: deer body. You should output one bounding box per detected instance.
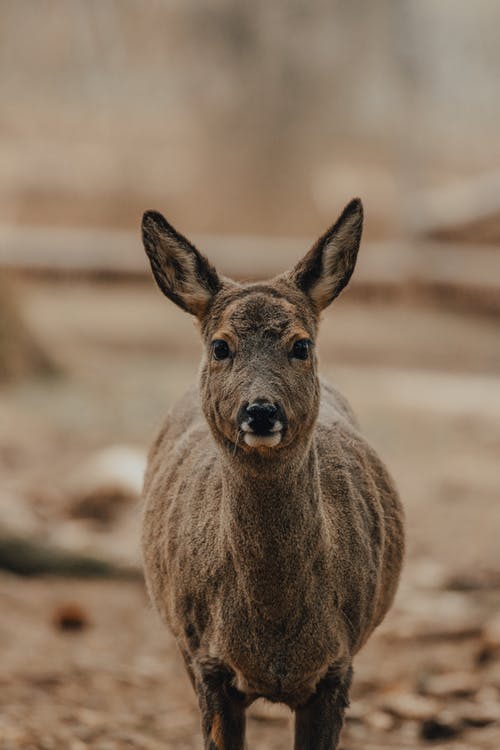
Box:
[141,200,404,749]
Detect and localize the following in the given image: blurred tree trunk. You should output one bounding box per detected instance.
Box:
[0,276,56,382]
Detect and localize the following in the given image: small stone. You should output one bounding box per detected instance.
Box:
[422,672,480,698]
[346,700,370,722]
[420,712,462,741]
[364,710,395,731]
[383,692,439,721]
[381,591,482,642]
[52,603,89,632]
[458,701,500,727]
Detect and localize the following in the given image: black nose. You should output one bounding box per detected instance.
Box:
[240,401,279,435]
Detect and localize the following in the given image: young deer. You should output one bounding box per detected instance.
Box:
[141,198,404,750]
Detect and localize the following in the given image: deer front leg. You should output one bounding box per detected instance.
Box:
[196,661,246,750]
[294,666,352,750]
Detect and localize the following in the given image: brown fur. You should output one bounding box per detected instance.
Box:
[141,198,405,749]
[210,714,224,748]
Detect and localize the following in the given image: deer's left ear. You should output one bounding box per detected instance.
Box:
[142,210,222,318]
[291,198,363,311]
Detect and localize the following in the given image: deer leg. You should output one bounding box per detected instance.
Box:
[294,666,352,750]
[196,662,246,750]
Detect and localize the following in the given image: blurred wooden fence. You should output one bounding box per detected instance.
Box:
[1,226,499,315]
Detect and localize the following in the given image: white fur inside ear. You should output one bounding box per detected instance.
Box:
[309,240,345,308]
[309,203,361,309]
[178,253,212,312]
[160,236,212,313]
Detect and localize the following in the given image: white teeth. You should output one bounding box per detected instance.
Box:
[241,421,252,433]
[243,432,282,448]
[271,421,283,433]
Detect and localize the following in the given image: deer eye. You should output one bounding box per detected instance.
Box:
[212,339,231,360]
[291,339,311,360]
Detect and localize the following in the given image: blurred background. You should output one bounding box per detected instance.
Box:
[1,2,500,748]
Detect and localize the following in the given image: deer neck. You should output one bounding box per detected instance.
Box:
[219,437,326,616]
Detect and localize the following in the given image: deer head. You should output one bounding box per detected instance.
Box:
[142,199,363,457]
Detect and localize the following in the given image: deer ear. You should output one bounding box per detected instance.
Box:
[142,211,221,317]
[291,198,363,311]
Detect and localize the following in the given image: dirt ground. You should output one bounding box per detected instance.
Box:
[1,277,500,749]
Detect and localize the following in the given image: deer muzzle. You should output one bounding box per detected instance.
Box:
[237,400,286,448]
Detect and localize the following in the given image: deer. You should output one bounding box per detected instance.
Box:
[141,197,405,750]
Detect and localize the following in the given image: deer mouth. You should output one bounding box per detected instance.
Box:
[240,420,283,448]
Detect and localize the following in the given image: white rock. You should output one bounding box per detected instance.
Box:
[383,692,439,721]
[422,672,481,698]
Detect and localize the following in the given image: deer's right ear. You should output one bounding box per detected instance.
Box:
[290,198,363,311]
[142,211,221,317]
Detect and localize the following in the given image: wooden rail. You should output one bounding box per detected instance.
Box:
[1,225,499,313]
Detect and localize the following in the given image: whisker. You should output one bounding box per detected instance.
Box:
[233,429,242,457]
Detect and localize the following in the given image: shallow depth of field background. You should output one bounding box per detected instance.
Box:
[1,3,500,749]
